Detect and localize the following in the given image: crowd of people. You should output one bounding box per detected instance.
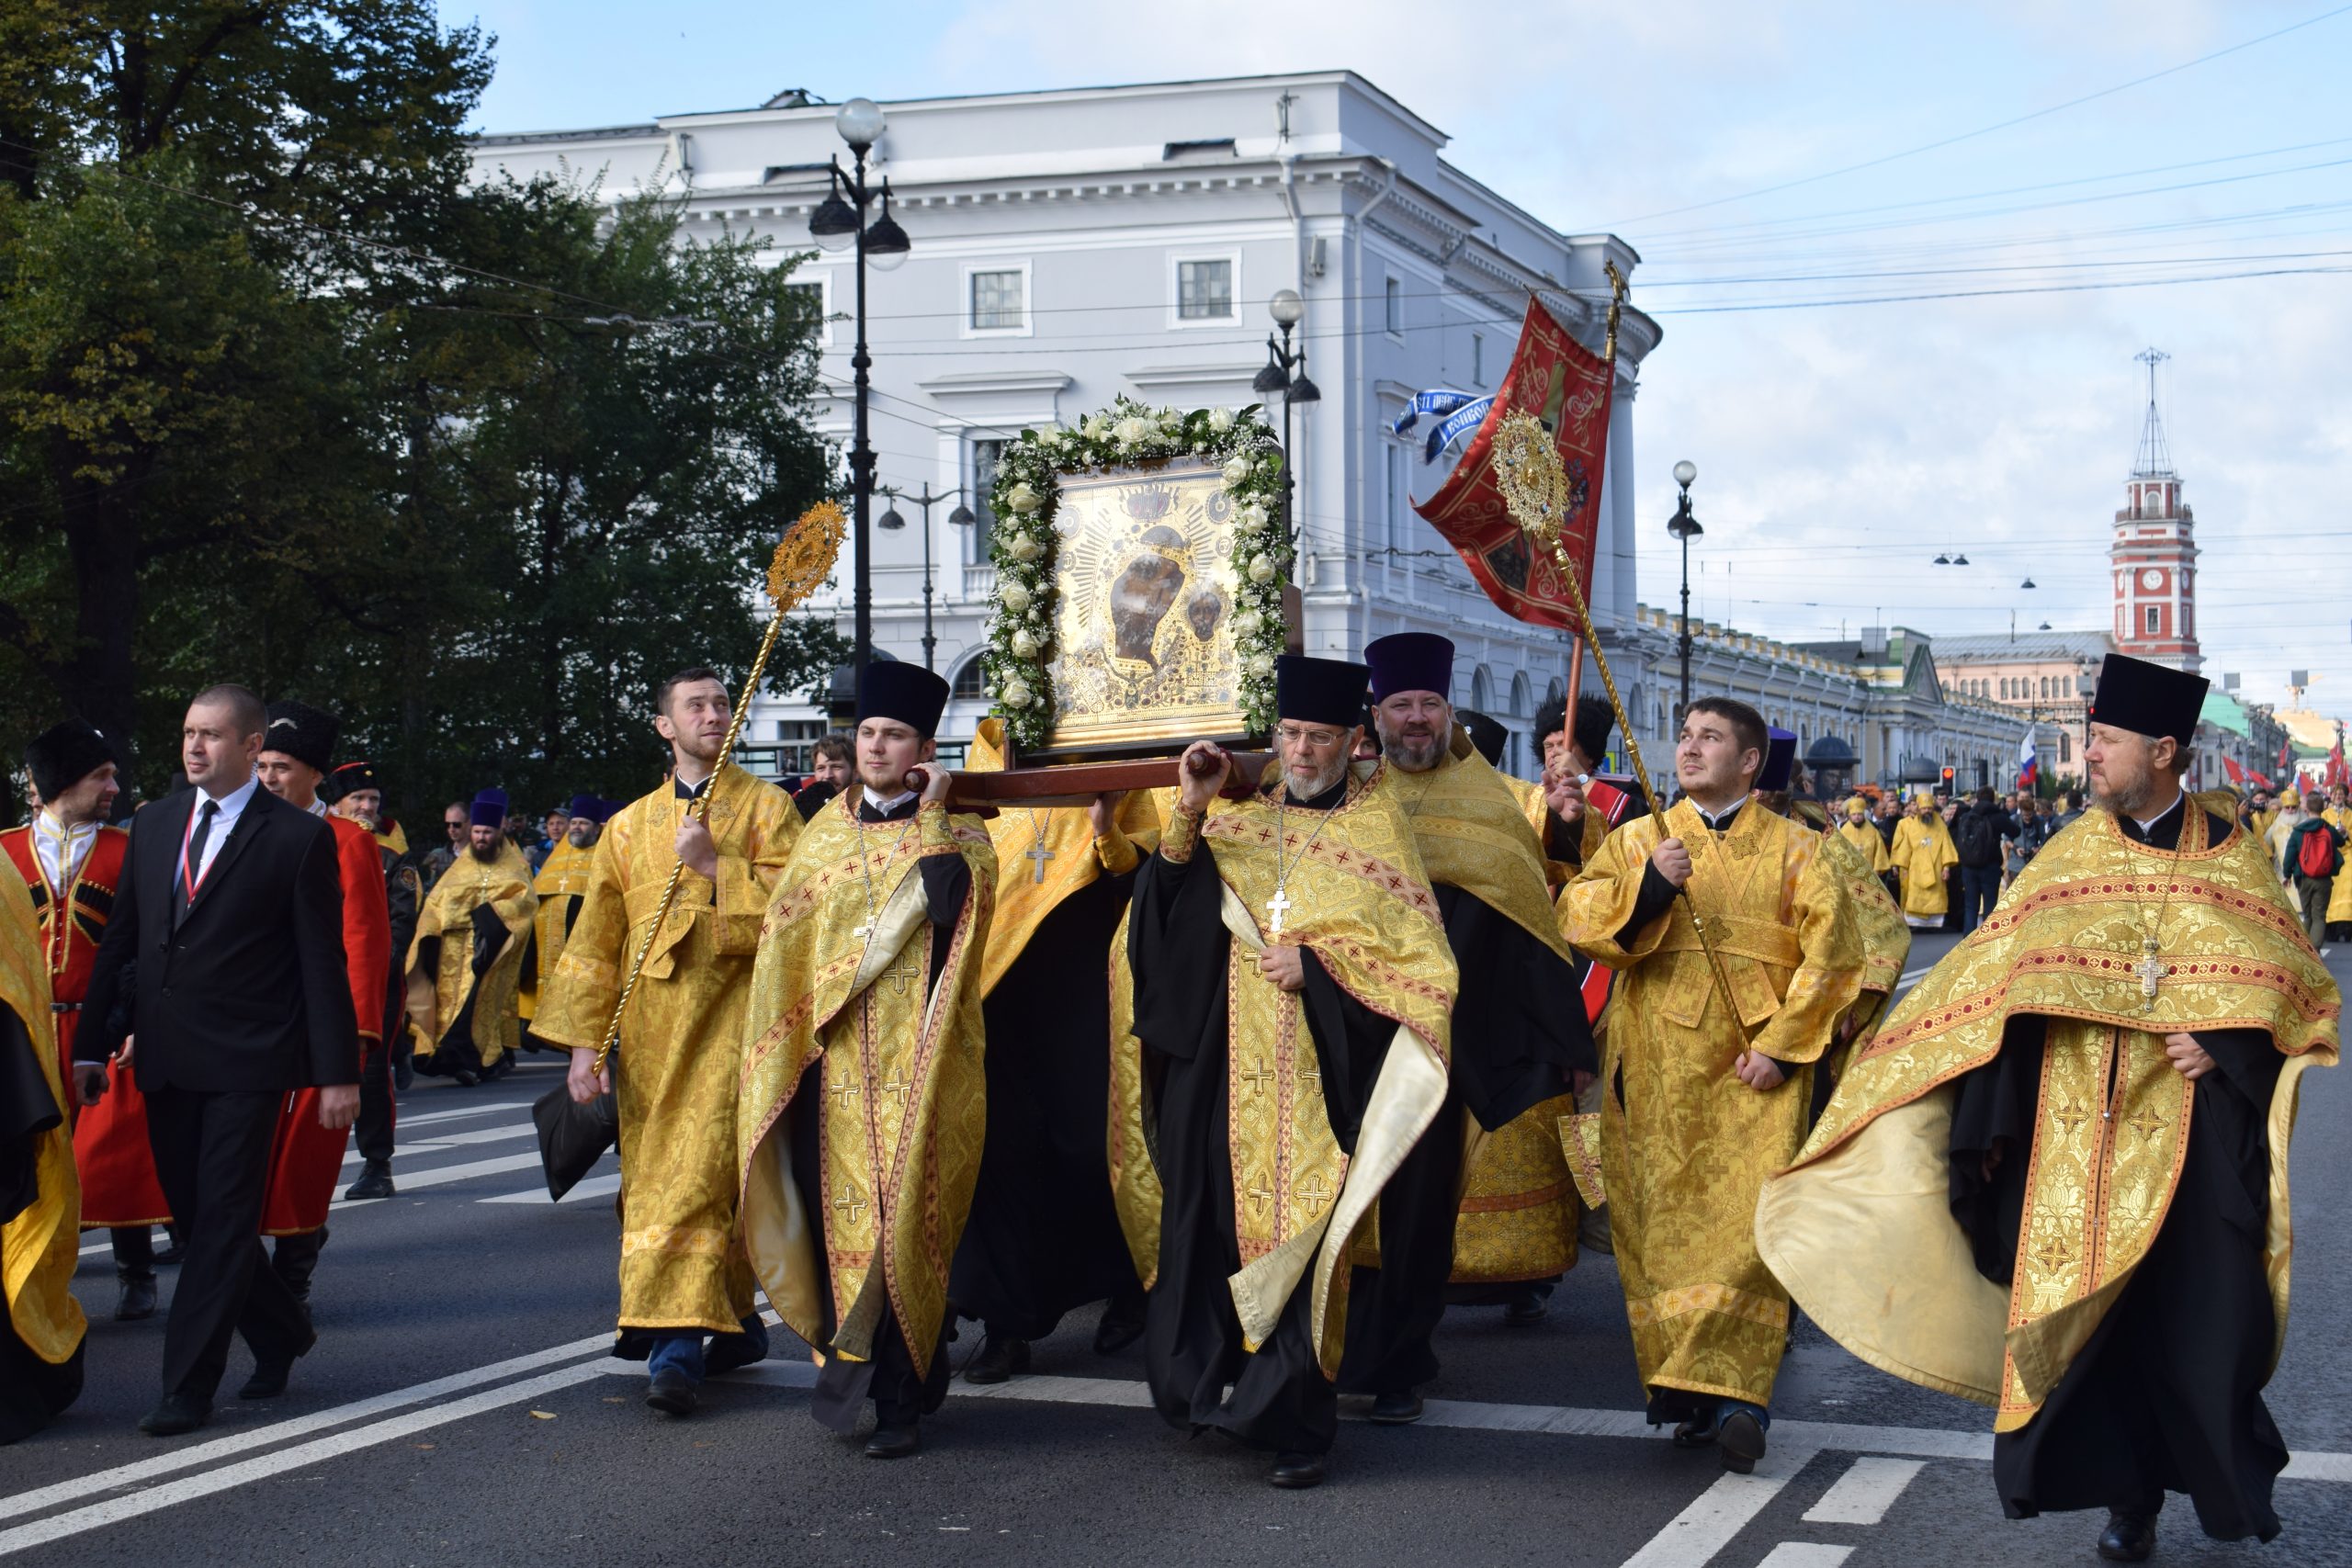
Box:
[0,646,2336,1566]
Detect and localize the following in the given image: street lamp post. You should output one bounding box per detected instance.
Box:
[808,96,910,705]
[1252,288,1319,546]
[876,484,972,671]
[1667,460,1702,724]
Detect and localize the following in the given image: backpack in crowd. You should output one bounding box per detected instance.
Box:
[2296,819,2342,880]
[1954,809,1997,865]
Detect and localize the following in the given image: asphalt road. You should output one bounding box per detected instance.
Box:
[5,928,2349,1567]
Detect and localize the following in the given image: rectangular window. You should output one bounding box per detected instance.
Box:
[1472,332,1486,386]
[1385,276,1403,335]
[1384,442,1404,548]
[2144,604,2162,637]
[1176,258,1234,321]
[970,270,1024,332]
[970,438,1005,553]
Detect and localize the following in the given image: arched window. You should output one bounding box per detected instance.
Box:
[1509,671,1532,719]
[1470,666,1493,715]
[949,655,988,701]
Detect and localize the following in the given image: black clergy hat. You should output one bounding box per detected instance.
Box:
[324,760,381,803]
[566,794,620,825]
[1573,695,1615,769]
[1534,695,1567,745]
[25,720,113,801]
[1758,727,1798,793]
[262,700,339,774]
[856,660,950,739]
[2089,654,2209,749]
[1457,708,1509,767]
[1275,655,1372,728]
[469,787,509,829]
[1364,632,1454,702]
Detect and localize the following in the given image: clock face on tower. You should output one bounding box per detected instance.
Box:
[2139,568,2165,591]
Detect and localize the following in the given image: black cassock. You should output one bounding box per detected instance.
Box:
[0,1004,82,1444]
[1337,878,1594,1396]
[1947,807,2290,1542]
[950,868,1144,1341]
[1127,779,1410,1456]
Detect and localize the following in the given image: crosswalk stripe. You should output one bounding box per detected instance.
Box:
[1803,1456,1925,1524]
[339,1119,536,1168]
[1752,1547,1855,1568]
[395,1101,536,1128]
[479,1170,618,1206]
[354,1150,543,1191]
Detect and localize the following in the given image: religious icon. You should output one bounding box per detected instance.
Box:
[1037,456,1255,760]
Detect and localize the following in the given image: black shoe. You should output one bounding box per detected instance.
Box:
[1369,1390,1424,1426]
[239,1356,295,1400]
[1093,1299,1147,1355]
[138,1393,212,1436]
[645,1366,698,1416]
[2098,1510,2158,1562]
[115,1275,157,1322]
[153,1229,185,1267]
[1671,1408,1722,1449]
[1269,1451,1327,1489]
[345,1162,395,1201]
[393,1057,414,1091]
[963,1335,1029,1384]
[452,1066,480,1088]
[1718,1408,1768,1474]
[865,1423,921,1459]
[706,1331,769,1377]
[1502,1291,1549,1327]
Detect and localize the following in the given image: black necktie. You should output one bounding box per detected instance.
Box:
[179,800,219,915]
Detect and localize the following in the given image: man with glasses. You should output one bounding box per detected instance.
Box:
[1114,655,1457,1490]
[423,801,468,890]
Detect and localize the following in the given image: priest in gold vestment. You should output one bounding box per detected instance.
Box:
[538,670,797,1415]
[737,663,993,1461]
[1561,695,1861,1476]
[0,857,83,1443]
[948,720,1154,1384]
[1112,655,1455,1490]
[1891,793,1960,929]
[1837,795,1893,876]
[404,789,536,1085]
[1340,635,1593,1416]
[522,794,612,1045]
[1759,656,2339,1562]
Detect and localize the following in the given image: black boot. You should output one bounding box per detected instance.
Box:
[112,1227,157,1319]
[115,1273,157,1322]
[2098,1507,2159,1562]
[273,1229,326,1303]
[962,1334,1029,1384]
[345,1161,395,1201]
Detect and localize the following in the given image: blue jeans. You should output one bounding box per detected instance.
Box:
[1961,865,2003,932]
[645,1315,769,1385]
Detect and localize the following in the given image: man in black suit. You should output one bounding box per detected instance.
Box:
[76,683,359,1436]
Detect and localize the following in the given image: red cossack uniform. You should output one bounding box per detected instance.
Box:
[0,820,171,1228]
[259,813,390,1235]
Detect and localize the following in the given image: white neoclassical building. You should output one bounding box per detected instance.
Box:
[469,72,1662,778]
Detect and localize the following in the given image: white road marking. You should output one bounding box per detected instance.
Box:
[354,1149,543,1191]
[0,1331,612,1528]
[394,1101,535,1129]
[339,1119,536,1166]
[1752,1547,1854,1568]
[1803,1456,1925,1524]
[1618,1444,1823,1568]
[0,1362,611,1557]
[479,1169,618,1205]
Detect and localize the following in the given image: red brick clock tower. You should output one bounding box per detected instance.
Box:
[2110,347,2201,673]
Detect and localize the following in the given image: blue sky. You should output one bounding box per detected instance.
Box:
[438,0,2352,716]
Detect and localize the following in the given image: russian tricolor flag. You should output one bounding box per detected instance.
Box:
[2017,727,2039,792]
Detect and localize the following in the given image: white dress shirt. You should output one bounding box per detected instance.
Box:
[182,772,261,889]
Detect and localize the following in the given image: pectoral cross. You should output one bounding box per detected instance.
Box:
[2136,939,2165,1012]
[833,1189,866,1225]
[1265,888,1293,937]
[1024,840,1056,884]
[882,951,923,997]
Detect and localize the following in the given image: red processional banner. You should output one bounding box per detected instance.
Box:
[1411,297,1613,631]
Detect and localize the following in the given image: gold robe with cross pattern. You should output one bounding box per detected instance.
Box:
[1891,811,1960,925]
[1108,760,1456,1377]
[1758,794,2338,1431]
[532,764,799,1336]
[404,840,536,1071]
[521,838,596,1021]
[1561,799,1863,1410]
[735,795,994,1382]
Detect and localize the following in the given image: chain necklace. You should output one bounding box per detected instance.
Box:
[1020,808,1057,884]
[853,795,920,943]
[1265,769,1347,939]
[2121,793,2193,1014]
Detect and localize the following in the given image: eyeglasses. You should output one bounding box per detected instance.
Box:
[1274,725,1345,750]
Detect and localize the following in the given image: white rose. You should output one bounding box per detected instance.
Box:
[1081,413,1110,438]
[1008,533,1043,563]
[1001,682,1032,709]
[1159,408,1182,429]
[999,581,1032,614]
[1208,407,1235,434]
[1248,554,1275,584]
[1004,480,1043,515]
[1235,501,1267,530]
[1247,653,1275,677]
[1233,608,1263,637]
[1010,630,1040,659]
[1221,456,1250,486]
[1113,415,1155,447]
[1037,427,1063,448]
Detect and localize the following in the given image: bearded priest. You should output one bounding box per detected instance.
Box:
[404,790,535,1086]
[737,662,994,1461]
[537,668,799,1416]
[1340,633,1594,1420]
[1110,654,1455,1490]
[1560,695,1861,1476]
[1758,654,2339,1563]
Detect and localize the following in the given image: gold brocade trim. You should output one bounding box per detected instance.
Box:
[621,1224,733,1258]
[1458,1179,1572,1215]
[1225,945,1346,1265]
[1624,1280,1789,1332]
